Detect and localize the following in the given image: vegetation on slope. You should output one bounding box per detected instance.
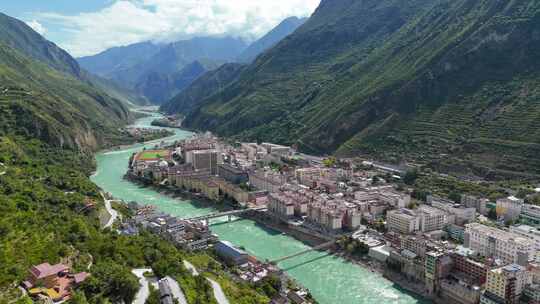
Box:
[173,0,540,177]
[161,63,245,115]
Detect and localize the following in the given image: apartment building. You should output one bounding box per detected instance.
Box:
[189,150,221,175]
[268,192,295,220]
[451,246,489,285]
[465,223,535,265]
[496,197,524,222]
[520,204,540,226]
[387,209,420,234]
[462,195,488,216]
[431,201,476,226]
[249,170,288,193]
[481,264,531,304]
[418,205,449,233]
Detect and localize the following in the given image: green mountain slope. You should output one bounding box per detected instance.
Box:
[178,0,540,177]
[161,63,245,115]
[0,12,81,77]
[0,42,130,150]
[0,13,133,150]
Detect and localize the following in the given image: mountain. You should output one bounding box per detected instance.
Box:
[135,60,221,105]
[78,36,247,104]
[160,63,245,115]
[78,41,161,78]
[172,0,540,177]
[237,16,307,63]
[0,12,81,77]
[0,13,131,150]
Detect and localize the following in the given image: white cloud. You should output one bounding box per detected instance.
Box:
[26,20,46,35]
[35,0,320,57]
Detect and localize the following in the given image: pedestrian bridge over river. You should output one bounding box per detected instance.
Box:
[267,240,336,265]
[183,206,267,225]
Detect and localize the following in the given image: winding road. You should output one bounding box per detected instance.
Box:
[100,192,120,229]
[164,276,188,304]
[132,268,158,304]
[182,261,229,304]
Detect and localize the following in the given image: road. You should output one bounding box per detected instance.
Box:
[132,268,158,304]
[100,192,120,229]
[182,261,229,304]
[183,260,199,276]
[164,276,188,304]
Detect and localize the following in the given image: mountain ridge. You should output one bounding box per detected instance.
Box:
[0,14,132,151]
[237,16,307,63]
[168,0,540,177]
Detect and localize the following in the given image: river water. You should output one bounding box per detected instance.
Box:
[90,113,425,304]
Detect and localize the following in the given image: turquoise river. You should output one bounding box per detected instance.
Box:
[91,112,425,304]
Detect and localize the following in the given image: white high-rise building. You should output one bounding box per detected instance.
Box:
[465,223,535,265]
[387,209,420,234]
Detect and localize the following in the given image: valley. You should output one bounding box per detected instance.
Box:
[1,1,540,304]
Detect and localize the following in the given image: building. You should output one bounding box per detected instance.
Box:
[481,264,531,304]
[386,209,420,234]
[418,205,450,232]
[522,284,540,304]
[509,225,540,262]
[268,192,295,220]
[520,204,540,226]
[462,195,488,216]
[218,163,249,184]
[249,170,288,193]
[261,143,291,156]
[215,241,249,266]
[431,201,476,226]
[22,263,89,302]
[451,246,489,285]
[496,197,524,222]
[465,223,535,265]
[446,224,466,243]
[425,251,453,294]
[440,278,481,304]
[189,150,221,174]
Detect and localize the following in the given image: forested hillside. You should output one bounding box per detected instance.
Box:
[169,0,540,177]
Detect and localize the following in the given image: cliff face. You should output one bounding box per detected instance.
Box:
[171,0,540,176]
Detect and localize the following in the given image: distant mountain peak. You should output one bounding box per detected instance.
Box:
[237,15,307,63]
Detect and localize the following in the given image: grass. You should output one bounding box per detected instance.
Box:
[138,150,170,160]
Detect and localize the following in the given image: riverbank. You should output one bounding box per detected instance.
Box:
[91,112,428,304]
[125,173,331,248]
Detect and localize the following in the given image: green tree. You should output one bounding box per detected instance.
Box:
[403,170,419,185]
[488,208,498,220]
[145,285,160,304]
[81,261,139,304]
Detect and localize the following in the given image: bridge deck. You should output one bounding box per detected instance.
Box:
[185,207,267,222]
[269,240,335,264]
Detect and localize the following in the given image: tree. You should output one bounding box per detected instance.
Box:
[488,208,497,220]
[257,275,281,298]
[145,285,160,304]
[448,191,461,203]
[81,261,139,304]
[403,170,419,185]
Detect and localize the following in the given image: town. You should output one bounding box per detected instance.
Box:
[119,131,540,304]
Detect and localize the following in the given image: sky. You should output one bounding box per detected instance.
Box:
[3,0,320,58]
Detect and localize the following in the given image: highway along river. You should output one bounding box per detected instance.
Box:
[91,112,425,304]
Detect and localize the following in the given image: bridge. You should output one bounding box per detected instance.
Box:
[184,206,267,225]
[267,240,336,265]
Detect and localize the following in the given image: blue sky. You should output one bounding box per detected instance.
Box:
[2,0,319,57]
